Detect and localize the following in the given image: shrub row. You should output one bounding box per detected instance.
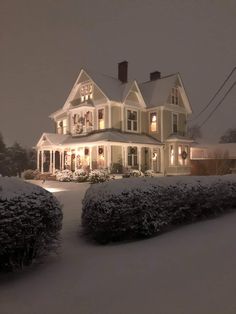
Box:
[82,175,236,243]
[0,178,63,272]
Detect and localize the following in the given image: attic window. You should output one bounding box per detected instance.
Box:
[80,83,93,102]
[171,87,179,105]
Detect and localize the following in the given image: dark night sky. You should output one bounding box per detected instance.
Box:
[0,0,235,148]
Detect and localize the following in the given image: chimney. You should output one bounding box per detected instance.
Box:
[150,71,161,81]
[118,61,128,83]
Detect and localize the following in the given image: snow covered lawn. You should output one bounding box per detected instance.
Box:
[1,179,236,314]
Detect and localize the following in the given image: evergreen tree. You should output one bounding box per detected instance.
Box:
[219,128,236,143]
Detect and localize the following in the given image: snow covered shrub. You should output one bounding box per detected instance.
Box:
[23,169,40,180]
[56,169,73,182]
[73,169,88,182]
[82,175,236,243]
[89,170,110,184]
[0,177,63,272]
[144,170,154,177]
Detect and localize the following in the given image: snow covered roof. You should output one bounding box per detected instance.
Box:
[36,131,162,147]
[36,133,70,147]
[166,134,194,142]
[63,130,162,146]
[139,74,178,108]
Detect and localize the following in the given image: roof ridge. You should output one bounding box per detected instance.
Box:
[140,72,178,85]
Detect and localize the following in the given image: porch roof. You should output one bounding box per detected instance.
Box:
[40,130,162,147]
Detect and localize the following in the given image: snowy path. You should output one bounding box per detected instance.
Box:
[1,180,236,314]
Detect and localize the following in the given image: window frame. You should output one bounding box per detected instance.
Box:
[97,107,105,130]
[149,111,158,133]
[172,113,178,134]
[126,109,138,133]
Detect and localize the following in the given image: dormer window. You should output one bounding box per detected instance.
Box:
[127,110,137,131]
[80,83,93,103]
[171,87,179,105]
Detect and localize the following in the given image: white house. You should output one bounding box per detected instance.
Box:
[36,61,193,175]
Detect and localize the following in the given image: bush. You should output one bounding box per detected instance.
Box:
[89,169,110,184]
[55,169,73,182]
[73,169,88,182]
[22,169,40,180]
[0,177,63,272]
[82,175,236,243]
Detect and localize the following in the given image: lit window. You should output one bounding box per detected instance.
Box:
[178,145,188,166]
[172,113,178,133]
[57,119,67,134]
[171,87,179,105]
[128,147,138,167]
[178,145,183,165]
[127,110,138,131]
[170,145,175,165]
[98,108,105,130]
[80,83,93,102]
[150,112,157,132]
[73,111,93,134]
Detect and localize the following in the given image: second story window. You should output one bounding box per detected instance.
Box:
[150,112,157,132]
[171,87,179,105]
[98,108,105,130]
[80,83,93,102]
[57,119,67,134]
[127,110,137,132]
[172,113,178,133]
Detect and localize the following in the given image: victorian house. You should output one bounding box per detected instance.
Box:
[36,61,193,175]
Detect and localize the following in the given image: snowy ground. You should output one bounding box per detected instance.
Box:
[1,179,236,314]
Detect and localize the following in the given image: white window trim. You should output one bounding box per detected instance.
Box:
[126,108,139,133]
[169,144,175,167]
[149,111,158,133]
[172,112,178,133]
[70,109,95,135]
[97,107,106,131]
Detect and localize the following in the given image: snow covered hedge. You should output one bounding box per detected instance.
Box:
[82,175,236,243]
[0,177,63,272]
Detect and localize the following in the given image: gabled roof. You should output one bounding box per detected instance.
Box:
[139,73,192,113]
[139,74,178,107]
[36,133,70,147]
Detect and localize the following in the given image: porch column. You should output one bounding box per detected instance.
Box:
[89,147,92,171]
[150,148,154,171]
[107,144,111,173]
[160,147,165,174]
[59,151,62,170]
[49,150,52,173]
[41,150,44,173]
[37,150,40,170]
[123,146,127,168]
[52,150,56,174]
[138,147,142,171]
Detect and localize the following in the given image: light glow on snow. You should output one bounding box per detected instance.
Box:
[43,187,67,193]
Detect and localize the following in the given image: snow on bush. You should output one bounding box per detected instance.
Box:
[0,177,63,272]
[23,169,40,180]
[73,169,88,182]
[82,175,236,243]
[89,169,110,184]
[55,169,73,182]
